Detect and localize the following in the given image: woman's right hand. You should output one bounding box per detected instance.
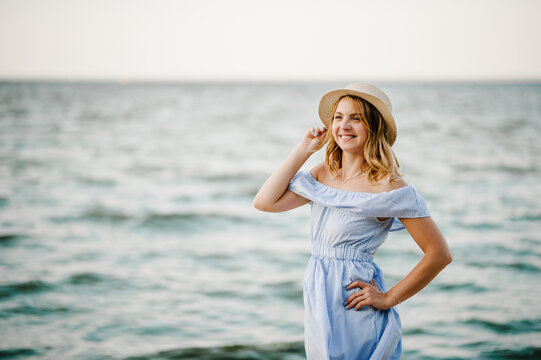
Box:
[253,125,327,212]
[300,126,328,154]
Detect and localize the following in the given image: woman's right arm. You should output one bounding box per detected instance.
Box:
[252,127,327,213]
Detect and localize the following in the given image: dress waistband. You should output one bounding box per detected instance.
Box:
[311,243,374,262]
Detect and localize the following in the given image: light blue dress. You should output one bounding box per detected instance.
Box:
[287,169,431,360]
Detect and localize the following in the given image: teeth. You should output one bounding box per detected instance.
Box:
[341,135,354,139]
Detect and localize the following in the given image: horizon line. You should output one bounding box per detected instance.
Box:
[1,76,540,85]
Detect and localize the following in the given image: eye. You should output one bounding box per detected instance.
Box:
[334,115,342,120]
[353,117,361,121]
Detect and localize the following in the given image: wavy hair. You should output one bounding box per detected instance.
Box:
[324,95,401,183]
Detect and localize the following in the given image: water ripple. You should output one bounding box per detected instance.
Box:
[0,280,53,299]
[124,341,306,360]
[461,318,541,334]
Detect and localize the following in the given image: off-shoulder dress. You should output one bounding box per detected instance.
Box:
[287,169,431,360]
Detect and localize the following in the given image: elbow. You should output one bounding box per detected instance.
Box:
[253,201,280,213]
[252,193,263,210]
[444,251,453,266]
[445,251,453,265]
[252,198,263,211]
[252,198,271,212]
[443,252,453,266]
[427,248,452,270]
[439,249,453,268]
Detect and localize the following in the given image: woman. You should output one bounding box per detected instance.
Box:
[253,82,452,359]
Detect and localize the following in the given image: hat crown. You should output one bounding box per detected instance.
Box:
[318,81,397,145]
[345,82,392,111]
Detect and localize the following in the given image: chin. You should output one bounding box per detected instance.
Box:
[340,145,363,154]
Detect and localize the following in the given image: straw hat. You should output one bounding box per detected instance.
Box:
[318,82,397,145]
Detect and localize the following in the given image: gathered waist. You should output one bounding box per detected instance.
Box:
[311,243,374,262]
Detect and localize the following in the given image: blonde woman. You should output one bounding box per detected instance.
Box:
[253,82,452,359]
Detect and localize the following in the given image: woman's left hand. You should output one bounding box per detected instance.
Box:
[345,279,393,310]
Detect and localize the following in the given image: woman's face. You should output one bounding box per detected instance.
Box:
[332,97,368,154]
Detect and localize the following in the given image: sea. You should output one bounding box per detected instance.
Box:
[0,81,540,359]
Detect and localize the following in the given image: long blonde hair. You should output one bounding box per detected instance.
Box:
[324,95,401,183]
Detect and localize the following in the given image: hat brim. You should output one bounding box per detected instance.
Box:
[318,89,397,145]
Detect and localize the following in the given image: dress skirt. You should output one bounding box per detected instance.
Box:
[303,245,402,360]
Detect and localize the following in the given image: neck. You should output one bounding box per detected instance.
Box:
[340,152,366,178]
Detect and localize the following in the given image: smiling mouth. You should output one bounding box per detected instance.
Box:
[340,135,356,139]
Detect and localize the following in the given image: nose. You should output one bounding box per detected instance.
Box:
[342,120,352,129]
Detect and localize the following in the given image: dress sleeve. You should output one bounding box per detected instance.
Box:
[287,168,315,203]
[389,187,431,231]
[287,169,430,231]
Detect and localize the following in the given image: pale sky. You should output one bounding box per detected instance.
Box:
[1,0,540,82]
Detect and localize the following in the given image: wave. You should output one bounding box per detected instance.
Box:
[124,341,305,360]
[76,176,117,187]
[48,206,257,231]
[0,305,71,318]
[465,260,541,273]
[0,280,53,299]
[60,272,131,292]
[402,327,428,336]
[435,282,489,292]
[459,342,541,360]
[461,318,541,334]
[0,272,123,300]
[510,213,541,222]
[453,163,538,175]
[0,233,25,245]
[0,348,39,358]
[480,346,541,359]
[49,206,132,224]
[453,243,541,260]
[65,272,111,285]
[453,221,502,230]
[137,211,256,231]
[196,173,257,182]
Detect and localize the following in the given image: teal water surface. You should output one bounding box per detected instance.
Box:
[0,82,540,359]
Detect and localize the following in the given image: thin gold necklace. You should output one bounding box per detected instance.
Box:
[341,171,364,183]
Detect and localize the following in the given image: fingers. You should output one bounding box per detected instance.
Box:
[354,300,371,310]
[346,280,370,291]
[345,292,367,310]
[310,126,327,137]
[345,279,383,310]
[345,290,365,307]
[344,290,378,310]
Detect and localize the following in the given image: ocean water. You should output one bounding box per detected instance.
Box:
[0,81,540,359]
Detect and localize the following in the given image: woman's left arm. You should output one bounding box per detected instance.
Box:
[345,217,452,310]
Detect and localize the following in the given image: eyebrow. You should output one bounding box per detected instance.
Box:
[335,112,362,116]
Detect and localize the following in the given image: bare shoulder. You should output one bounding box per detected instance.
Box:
[378,177,409,192]
[310,162,327,181]
[389,177,409,190]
